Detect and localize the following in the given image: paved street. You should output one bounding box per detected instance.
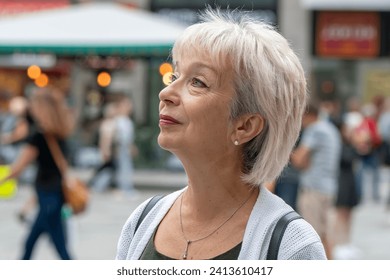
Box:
[0,168,183,260]
[0,168,389,260]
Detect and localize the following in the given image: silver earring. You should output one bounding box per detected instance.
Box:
[234,140,239,146]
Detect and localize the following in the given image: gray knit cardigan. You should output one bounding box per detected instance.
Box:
[116,186,327,260]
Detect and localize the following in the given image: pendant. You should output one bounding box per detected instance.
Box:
[182,240,191,260]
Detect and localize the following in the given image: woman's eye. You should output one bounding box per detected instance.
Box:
[191,78,207,88]
[170,73,178,83]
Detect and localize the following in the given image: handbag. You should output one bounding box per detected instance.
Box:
[45,134,89,215]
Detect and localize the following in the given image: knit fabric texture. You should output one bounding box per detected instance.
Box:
[116,186,326,260]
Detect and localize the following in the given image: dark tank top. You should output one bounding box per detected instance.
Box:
[140,229,242,260]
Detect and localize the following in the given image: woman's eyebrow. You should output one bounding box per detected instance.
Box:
[174,61,218,75]
[191,62,218,74]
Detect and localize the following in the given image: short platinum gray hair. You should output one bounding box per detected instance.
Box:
[172,8,307,185]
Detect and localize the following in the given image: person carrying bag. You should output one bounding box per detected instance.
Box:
[0,87,75,259]
[45,134,89,215]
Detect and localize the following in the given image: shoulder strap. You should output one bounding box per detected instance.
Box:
[266,210,302,260]
[135,195,164,233]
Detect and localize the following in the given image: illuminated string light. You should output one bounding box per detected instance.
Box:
[159,62,173,76]
[34,73,49,87]
[97,71,111,87]
[162,72,173,86]
[27,65,41,80]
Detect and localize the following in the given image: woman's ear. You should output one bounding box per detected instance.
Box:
[231,114,264,145]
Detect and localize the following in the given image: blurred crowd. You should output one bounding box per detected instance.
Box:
[0,88,137,259]
[0,90,137,194]
[269,94,390,260]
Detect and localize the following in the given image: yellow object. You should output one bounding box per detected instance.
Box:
[0,165,17,199]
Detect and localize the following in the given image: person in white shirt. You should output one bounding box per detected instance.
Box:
[112,95,137,197]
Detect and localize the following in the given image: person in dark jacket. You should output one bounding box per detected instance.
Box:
[0,87,74,259]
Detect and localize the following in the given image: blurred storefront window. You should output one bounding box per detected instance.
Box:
[306,2,390,110]
[314,11,381,58]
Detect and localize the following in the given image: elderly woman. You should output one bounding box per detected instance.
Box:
[0,87,74,259]
[116,9,326,260]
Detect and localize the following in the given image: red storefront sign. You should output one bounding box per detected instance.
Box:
[0,0,69,16]
[316,11,381,58]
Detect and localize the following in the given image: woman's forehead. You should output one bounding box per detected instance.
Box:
[173,46,231,72]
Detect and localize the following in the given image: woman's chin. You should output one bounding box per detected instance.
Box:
[157,135,174,151]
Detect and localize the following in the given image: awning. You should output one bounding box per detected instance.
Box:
[0,2,187,57]
[301,0,390,11]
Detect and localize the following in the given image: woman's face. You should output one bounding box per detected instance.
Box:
[158,50,236,157]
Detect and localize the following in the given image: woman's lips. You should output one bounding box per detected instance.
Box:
[159,114,181,125]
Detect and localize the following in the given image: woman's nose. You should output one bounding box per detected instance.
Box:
[158,83,180,106]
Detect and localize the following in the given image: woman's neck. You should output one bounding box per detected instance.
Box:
[181,160,256,219]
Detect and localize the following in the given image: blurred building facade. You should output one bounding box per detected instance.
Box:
[281,0,390,113]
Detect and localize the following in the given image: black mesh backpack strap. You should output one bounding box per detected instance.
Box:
[135,195,165,233]
[266,210,302,260]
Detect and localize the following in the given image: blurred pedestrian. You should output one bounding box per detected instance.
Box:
[89,102,117,192]
[0,96,30,164]
[272,134,302,211]
[319,99,341,126]
[343,97,364,136]
[273,164,300,211]
[112,95,137,197]
[0,86,74,259]
[291,103,342,259]
[378,96,390,210]
[352,102,382,203]
[332,120,361,259]
[117,8,326,260]
[0,95,37,221]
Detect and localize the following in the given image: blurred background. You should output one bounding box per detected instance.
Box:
[0,0,390,260]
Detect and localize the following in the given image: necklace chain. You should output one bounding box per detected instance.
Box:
[179,188,255,260]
